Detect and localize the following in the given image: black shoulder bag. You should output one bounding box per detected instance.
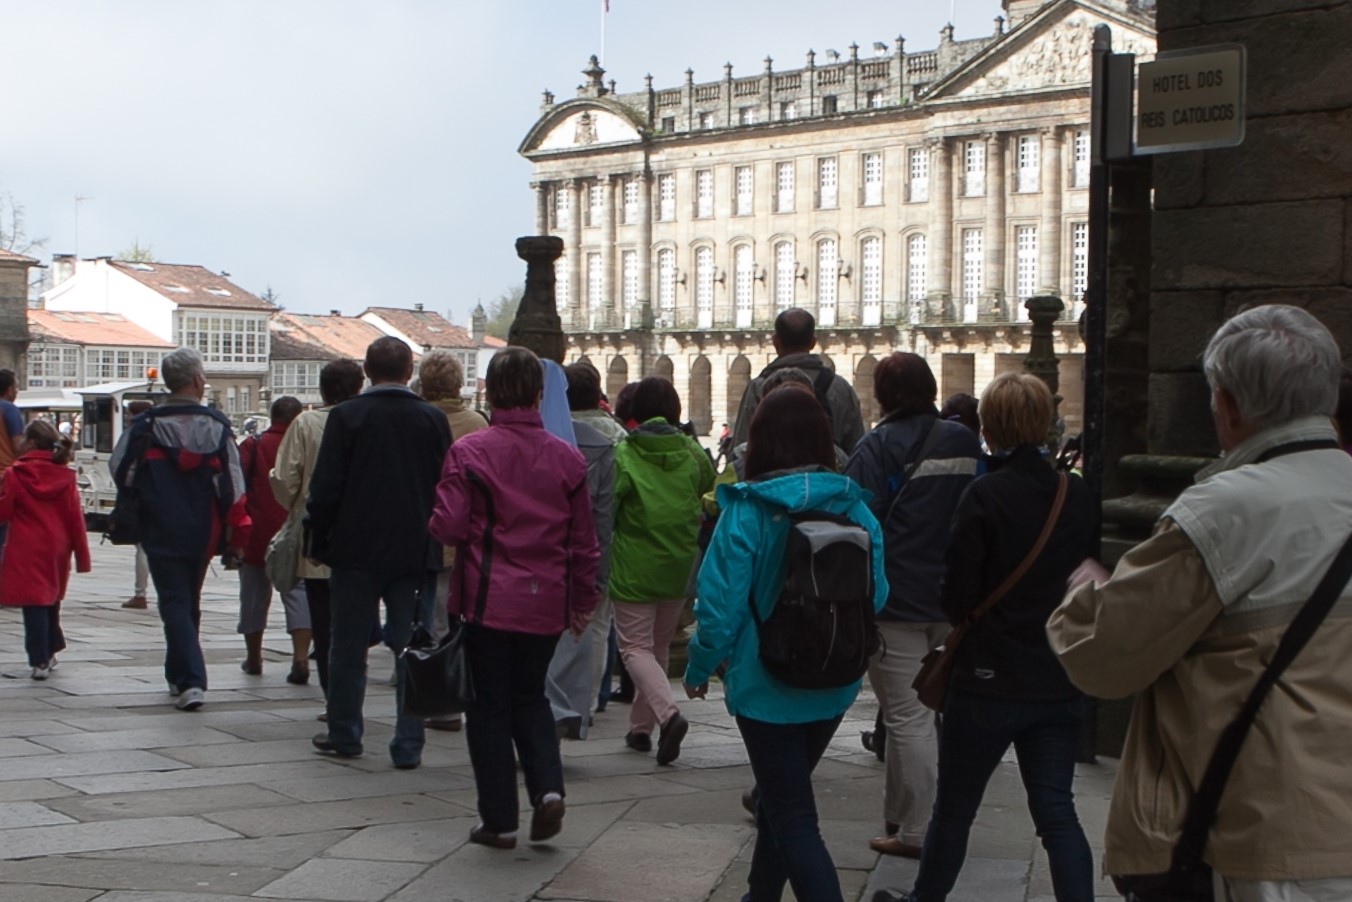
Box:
[1114,527,1352,901]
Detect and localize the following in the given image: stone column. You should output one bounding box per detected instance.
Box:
[636,170,654,329]
[1039,126,1063,295]
[508,236,566,364]
[601,175,617,327]
[532,180,550,235]
[984,132,1006,317]
[927,138,953,320]
[567,179,584,322]
[1024,294,1065,451]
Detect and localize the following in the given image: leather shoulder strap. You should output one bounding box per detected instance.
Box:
[966,471,1068,625]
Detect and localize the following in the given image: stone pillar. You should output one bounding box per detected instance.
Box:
[508,236,566,364]
[636,170,654,329]
[927,138,953,319]
[984,132,1006,317]
[1024,294,1065,452]
[1039,126,1064,295]
[532,181,550,235]
[601,175,617,327]
[567,179,583,322]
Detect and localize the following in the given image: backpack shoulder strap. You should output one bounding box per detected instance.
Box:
[811,367,835,413]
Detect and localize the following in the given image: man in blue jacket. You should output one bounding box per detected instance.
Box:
[306,337,451,769]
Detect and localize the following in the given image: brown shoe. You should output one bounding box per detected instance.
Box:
[869,835,923,858]
[529,796,566,843]
[122,595,148,609]
[241,659,263,676]
[469,824,517,850]
[425,715,463,732]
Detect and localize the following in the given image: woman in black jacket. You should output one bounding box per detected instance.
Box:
[897,372,1096,902]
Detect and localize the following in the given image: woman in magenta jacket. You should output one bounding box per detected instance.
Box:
[0,420,91,680]
[428,346,600,851]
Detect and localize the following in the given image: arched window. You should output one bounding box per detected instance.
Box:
[907,234,927,324]
[657,248,676,325]
[695,246,714,329]
[774,241,795,311]
[860,236,882,326]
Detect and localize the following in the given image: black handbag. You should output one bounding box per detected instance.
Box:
[399,619,474,718]
[1114,526,1352,901]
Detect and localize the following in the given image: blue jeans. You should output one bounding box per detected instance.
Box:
[147,556,209,692]
[909,689,1093,902]
[325,568,426,764]
[736,714,845,902]
[464,624,564,833]
[22,605,65,667]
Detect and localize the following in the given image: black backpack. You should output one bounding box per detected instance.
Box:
[751,510,880,689]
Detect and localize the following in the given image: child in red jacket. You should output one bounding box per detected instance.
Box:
[0,420,91,680]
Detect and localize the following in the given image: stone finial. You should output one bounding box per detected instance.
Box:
[896,35,905,54]
[644,73,653,90]
[609,79,617,94]
[581,55,607,97]
[994,15,1005,35]
[508,236,566,364]
[723,62,734,79]
[685,68,695,85]
[764,55,774,74]
[1025,294,1067,451]
[849,42,859,61]
[806,49,816,67]
[540,89,555,110]
[941,23,955,43]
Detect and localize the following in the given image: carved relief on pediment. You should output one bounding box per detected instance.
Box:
[536,107,641,151]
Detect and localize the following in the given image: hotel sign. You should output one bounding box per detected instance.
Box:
[1136,44,1246,154]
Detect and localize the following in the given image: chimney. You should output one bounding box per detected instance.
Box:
[329,309,341,316]
[414,302,425,312]
[471,302,487,340]
[52,254,77,287]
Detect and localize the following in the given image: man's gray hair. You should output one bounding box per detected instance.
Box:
[1203,305,1341,430]
[160,347,205,393]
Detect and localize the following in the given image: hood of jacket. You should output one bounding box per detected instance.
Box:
[717,465,871,514]
[623,418,697,471]
[8,451,76,500]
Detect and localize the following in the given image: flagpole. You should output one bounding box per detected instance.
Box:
[600,0,606,66]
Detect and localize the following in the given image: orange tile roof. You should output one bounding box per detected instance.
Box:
[361,307,477,350]
[28,309,174,348]
[111,260,276,311]
[272,312,387,361]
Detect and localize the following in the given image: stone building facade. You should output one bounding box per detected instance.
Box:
[0,249,35,374]
[520,0,1155,435]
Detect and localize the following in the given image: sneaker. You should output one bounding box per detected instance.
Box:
[31,664,50,681]
[175,687,205,711]
[656,712,689,766]
[122,595,148,609]
[624,731,652,753]
[47,656,59,673]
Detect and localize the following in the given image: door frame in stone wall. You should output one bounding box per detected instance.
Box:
[689,354,712,436]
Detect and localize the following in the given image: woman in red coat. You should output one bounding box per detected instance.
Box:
[0,420,90,680]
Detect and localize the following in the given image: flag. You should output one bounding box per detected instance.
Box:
[604,0,609,11]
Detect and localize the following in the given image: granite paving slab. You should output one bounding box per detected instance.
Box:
[0,815,241,859]
[0,886,101,902]
[44,783,297,822]
[0,856,285,895]
[29,725,243,753]
[322,816,478,863]
[203,793,472,838]
[0,801,76,829]
[55,759,351,795]
[254,859,426,901]
[0,750,190,782]
[74,829,355,869]
[388,845,581,902]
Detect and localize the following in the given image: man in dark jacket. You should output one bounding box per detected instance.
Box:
[306,337,452,768]
[843,352,980,858]
[730,308,865,452]
[110,348,247,712]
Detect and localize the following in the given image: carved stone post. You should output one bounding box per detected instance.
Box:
[1024,293,1065,452]
[508,236,566,364]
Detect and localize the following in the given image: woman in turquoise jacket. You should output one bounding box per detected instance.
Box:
[685,387,889,902]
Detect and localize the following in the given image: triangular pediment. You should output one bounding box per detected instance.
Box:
[926,1,1155,101]
[520,99,645,156]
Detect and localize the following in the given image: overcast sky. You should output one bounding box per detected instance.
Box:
[3,0,1004,326]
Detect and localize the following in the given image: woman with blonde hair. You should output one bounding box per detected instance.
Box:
[886,372,1096,902]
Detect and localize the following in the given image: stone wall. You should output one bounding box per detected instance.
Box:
[1149,0,1352,455]
[0,258,32,373]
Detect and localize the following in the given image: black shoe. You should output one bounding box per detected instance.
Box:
[610,688,635,704]
[286,664,310,685]
[656,712,689,766]
[624,731,652,753]
[741,787,756,816]
[312,733,362,758]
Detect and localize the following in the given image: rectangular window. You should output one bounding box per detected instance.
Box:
[554,185,571,227]
[862,152,883,206]
[661,115,675,133]
[908,147,929,202]
[734,245,754,329]
[622,250,638,327]
[1072,222,1089,305]
[174,312,268,367]
[867,90,883,109]
[817,157,838,209]
[695,169,714,219]
[695,247,714,329]
[1017,135,1040,193]
[816,239,838,327]
[588,183,605,227]
[962,228,984,321]
[1015,225,1038,302]
[698,111,714,130]
[964,141,985,197]
[779,100,797,121]
[738,106,757,125]
[776,161,794,212]
[735,166,753,216]
[658,173,676,221]
[586,252,603,323]
[658,248,676,324]
[623,178,639,224]
[861,236,882,326]
[555,256,570,309]
[1073,130,1090,187]
[821,95,838,115]
[774,241,795,311]
[907,233,928,323]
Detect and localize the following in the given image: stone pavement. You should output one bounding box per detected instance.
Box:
[0,541,1122,901]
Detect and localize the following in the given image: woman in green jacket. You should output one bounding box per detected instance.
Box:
[610,377,716,765]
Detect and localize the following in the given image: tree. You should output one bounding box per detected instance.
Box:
[482,285,524,339]
[259,285,283,309]
[0,189,45,256]
[117,239,155,263]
